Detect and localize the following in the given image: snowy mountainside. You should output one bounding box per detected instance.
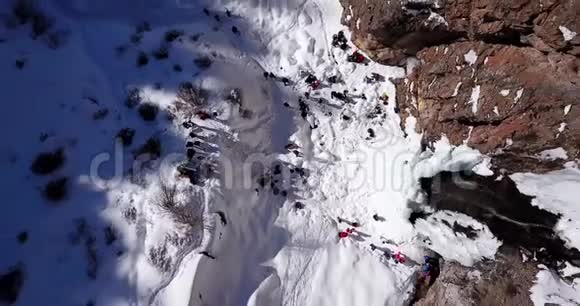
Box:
[1,0,579,306]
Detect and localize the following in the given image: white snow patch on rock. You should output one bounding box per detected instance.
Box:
[538,147,568,161]
[468,85,481,113]
[560,261,580,278]
[493,106,499,116]
[564,104,571,116]
[414,211,501,266]
[464,49,478,65]
[427,12,448,26]
[452,82,462,97]
[500,89,510,97]
[463,126,473,144]
[511,167,580,250]
[414,137,488,178]
[530,266,580,306]
[558,122,567,133]
[559,26,577,41]
[514,88,524,104]
[506,138,513,146]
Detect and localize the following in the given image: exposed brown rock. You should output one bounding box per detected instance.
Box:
[415,248,538,306]
[340,0,578,65]
[397,41,579,172]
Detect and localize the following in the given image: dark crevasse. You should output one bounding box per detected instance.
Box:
[415,171,580,268]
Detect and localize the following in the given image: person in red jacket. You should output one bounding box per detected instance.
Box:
[338,228,355,239]
[347,50,365,63]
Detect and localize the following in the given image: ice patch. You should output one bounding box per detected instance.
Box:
[468,85,481,113]
[558,122,567,133]
[511,168,580,250]
[467,270,482,281]
[452,82,462,97]
[493,106,499,116]
[564,104,571,116]
[427,12,448,26]
[346,5,353,22]
[414,137,488,178]
[472,157,494,176]
[414,211,501,266]
[514,88,524,104]
[530,266,580,306]
[560,261,580,278]
[538,148,568,161]
[506,138,513,146]
[559,26,577,41]
[356,18,361,29]
[464,49,477,65]
[500,89,510,97]
[463,126,473,144]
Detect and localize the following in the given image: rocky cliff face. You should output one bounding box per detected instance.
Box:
[341,0,578,65]
[340,0,579,173]
[415,248,539,306]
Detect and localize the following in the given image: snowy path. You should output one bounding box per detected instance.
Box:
[183,1,424,305]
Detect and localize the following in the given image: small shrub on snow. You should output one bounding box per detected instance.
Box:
[104,225,117,246]
[15,58,26,69]
[156,182,204,228]
[49,30,69,49]
[137,103,158,121]
[164,29,184,43]
[135,137,161,160]
[0,264,24,304]
[135,21,151,34]
[69,219,98,279]
[137,51,149,67]
[30,148,65,175]
[152,45,169,60]
[13,0,39,24]
[43,177,68,202]
[12,0,55,38]
[148,245,171,272]
[240,108,254,119]
[123,206,137,224]
[125,88,141,108]
[85,235,98,279]
[116,128,135,146]
[176,82,205,106]
[92,108,109,120]
[30,13,53,38]
[130,32,143,45]
[17,231,28,244]
[193,56,212,70]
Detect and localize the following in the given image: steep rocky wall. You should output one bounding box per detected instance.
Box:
[340,0,579,173]
[396,42,579,172]
[415,248,539,306]
[341,0,578,65]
